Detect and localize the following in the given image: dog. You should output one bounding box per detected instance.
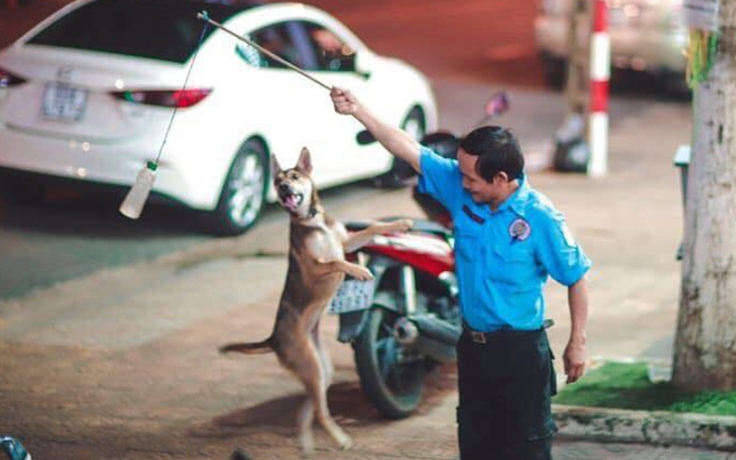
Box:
[220,147,412,455]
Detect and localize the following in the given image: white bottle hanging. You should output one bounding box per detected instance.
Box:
[119,161,157,219]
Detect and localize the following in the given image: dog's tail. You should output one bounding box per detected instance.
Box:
[219,338,273,355]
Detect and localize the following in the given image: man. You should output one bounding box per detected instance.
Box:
[330,87,590,460]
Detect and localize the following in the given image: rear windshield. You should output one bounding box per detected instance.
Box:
[27,0,258,63]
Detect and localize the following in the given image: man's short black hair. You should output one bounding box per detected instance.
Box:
[459,125,524,182]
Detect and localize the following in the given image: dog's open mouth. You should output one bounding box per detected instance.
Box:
[280,191,304,211]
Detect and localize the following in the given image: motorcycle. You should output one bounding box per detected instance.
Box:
[328,92,510,419]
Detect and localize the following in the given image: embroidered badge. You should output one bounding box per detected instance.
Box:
[462,204,485,224]
[509,218,531,242]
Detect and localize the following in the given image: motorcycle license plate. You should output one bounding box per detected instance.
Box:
[328,279,375,314]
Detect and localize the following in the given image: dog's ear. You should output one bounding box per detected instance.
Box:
[296,147,313,174]
[270,154,282,179]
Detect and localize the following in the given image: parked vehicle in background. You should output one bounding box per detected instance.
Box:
[0,0,437,235]
[534,0,688,88]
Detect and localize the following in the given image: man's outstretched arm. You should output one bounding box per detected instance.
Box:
[331,86,422,173]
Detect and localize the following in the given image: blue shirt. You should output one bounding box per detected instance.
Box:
[417,147,592,332]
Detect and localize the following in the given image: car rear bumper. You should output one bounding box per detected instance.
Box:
[0,165,184,207]
[0,124,222,210]
[534,16,688,75]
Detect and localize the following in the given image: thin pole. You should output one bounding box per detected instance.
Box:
[197,11,331,91]
[587,0,609,177]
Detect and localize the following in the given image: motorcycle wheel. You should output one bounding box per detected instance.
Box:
[354,307,425,419]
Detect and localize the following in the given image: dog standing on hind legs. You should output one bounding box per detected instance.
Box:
[220,147,412,455]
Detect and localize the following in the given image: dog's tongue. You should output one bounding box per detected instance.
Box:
[285,195,298,209]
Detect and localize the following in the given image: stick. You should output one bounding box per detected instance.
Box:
[196,11,332,91]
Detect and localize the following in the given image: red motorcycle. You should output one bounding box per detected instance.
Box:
[328,93,510,418]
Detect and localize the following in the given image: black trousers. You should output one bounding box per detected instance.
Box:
[456,327,557,460]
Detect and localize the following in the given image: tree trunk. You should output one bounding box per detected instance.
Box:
[672,1,736,391]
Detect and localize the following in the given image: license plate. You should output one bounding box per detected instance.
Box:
[42,82,88,121]
[328,278,376,314]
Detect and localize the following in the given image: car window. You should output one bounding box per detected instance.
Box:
[27,0,256,63]
[302,22,356,72]
[236,21,318,71]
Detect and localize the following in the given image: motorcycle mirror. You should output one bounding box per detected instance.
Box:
[485,91,510,117]
[356,130,376,145]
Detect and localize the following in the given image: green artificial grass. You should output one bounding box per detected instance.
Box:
[553,362,736,416]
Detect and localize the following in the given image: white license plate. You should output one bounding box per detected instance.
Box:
[42,83,88,121]
[328,278,376,314]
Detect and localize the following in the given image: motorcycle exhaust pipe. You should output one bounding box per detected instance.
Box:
[393,316,461,364]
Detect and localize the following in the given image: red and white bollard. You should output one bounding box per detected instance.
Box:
[588,0,610,177]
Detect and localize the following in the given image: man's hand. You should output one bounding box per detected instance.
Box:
[563,337,586,383]
[331,86,359,116]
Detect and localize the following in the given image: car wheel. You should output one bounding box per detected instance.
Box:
[375,107,426,189]
[208,139,268,236]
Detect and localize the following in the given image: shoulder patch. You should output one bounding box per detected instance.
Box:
[509,218,531,242]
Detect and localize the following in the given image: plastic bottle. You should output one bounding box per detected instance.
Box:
[119,161,158,219]
[1,436,31,460]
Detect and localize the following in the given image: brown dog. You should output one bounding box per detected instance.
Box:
[220,147,412,455]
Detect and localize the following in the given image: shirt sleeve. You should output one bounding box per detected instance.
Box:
[417,146,462,213]
[534,209,592,286]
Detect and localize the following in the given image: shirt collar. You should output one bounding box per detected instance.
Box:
[496,173,531,216]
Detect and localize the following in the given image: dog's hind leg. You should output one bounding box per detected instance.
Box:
[305,374,352,451]
[311,323,333,386]
[289,345,352,452]
[296,397,315,456]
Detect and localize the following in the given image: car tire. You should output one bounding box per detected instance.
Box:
[374,107,426,189]
[207,139,268,236]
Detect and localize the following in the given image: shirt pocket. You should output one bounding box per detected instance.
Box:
[454,225,481,262]
[492,242,535,285]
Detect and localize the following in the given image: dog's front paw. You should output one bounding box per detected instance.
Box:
[348,264,374,281]
[390,218,413,233]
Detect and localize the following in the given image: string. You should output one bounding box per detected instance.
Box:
[154,20,210,165]
[197,11,331,91]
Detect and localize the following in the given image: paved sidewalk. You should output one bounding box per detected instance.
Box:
[1,84,721,460]
[3,2,731,459]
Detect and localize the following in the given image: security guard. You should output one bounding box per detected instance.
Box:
[330,88,591,460]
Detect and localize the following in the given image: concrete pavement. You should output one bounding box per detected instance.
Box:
[3,83,732,459]
[2,1,734,458]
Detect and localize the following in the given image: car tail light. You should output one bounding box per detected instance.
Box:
[0,67,27,87]
[111,88,212,108]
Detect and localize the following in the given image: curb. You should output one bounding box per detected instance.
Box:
[553,404,736,452]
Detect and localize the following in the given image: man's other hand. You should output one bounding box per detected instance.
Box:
[563,338,586,384]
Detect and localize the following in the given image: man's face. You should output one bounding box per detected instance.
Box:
[457,149,502,204]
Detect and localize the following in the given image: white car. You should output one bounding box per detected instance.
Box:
[534,0,688,88]
[0,0,437,235]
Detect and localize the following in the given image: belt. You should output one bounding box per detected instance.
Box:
[463,319,554,344]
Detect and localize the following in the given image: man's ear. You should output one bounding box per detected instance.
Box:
[296,147,313,174]
[496,171,510,183]
[271,154,282,179]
